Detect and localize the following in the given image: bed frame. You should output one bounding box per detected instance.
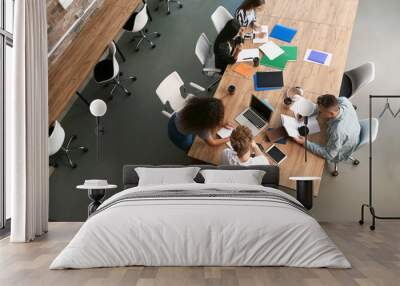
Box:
[123,165,280,189]
[122,165,313,209]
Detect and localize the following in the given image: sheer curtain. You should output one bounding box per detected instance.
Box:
[7,0,49,242]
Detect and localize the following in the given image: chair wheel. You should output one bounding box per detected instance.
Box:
[71,163,77,169]
[151,44,156,49]
[167,11,171,15]
[145,28,148,33]
[370,225,375,231]
[353,159,360,166]
[358,220,364,225]
[135,48,140,52]
[179,4,183,8]
[130,76,137,81]
[126,92,132,96]
[331,170,339,177]
[82,147,88,153]
[119,72,123,76]
[71,135,77,140]
[156,33,161,37]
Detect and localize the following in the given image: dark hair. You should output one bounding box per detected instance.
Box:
[238,0,265,10]
[317,94,339,109]
[231,126,253,157]
[215,19,241,43]
[179,97,224,133]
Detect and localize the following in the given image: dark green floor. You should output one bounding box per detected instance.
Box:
[49,0,241,221]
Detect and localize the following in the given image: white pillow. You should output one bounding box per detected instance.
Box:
[200,169,266,185]
[135,167,201,186]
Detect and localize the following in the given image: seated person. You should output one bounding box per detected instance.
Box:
[214,19,244,72]
[168,97,231,151]
[235,0,265,27]
[293,94,361,162]
[221,125,269,166]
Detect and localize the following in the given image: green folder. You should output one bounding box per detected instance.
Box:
[281,46,298,61]
[260,53,290,70]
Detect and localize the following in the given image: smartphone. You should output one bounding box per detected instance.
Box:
[256,143,264,152]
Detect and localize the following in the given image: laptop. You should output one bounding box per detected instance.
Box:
[235,95,274,136]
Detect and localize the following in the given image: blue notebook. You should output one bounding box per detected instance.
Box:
[253,75,282,91]
[308,50,328,64]
[270,24,297,43]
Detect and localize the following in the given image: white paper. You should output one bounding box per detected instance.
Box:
[281,114,320,138]
[253,25,269,44]
[237,49,260,62]
[259,41,285,60]
[303,49,333,66]
[281,114,301,138]
[306,116,321,135]
[217,127,234,139]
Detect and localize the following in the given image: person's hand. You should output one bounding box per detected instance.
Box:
[293,136,305,145]
[256,32,266,39]
[224,122,235,129]
[251,140,258,150]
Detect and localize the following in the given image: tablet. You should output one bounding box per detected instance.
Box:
[265,144,287,165]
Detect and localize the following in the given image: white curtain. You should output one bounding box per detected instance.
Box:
[7,0,49,242]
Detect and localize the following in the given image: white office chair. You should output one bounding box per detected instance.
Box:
[332,118,379,176]
[211,6,234,33]
[49,121,88,169]
[339,62,375,108]
[195,33,222,91]
[123,3,161,51]
[93,42,137,100]
[155,0,183,15]
[156,71,206,118]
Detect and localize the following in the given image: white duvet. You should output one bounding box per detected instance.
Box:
[50,183,350,269]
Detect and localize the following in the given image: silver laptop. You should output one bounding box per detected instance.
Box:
[235,95,274,136]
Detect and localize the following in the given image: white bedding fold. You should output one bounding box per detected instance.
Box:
[50,183,350,269]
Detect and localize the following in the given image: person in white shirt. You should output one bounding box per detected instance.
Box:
[221,126,269,166]
[235,0,266,28]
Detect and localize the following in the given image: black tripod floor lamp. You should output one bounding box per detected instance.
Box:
[89,99,107,161]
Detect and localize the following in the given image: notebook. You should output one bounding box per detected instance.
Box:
[304,49,333,66]
[237,49,260,62]
[253,25,269,44]
[253,71,284,91]
[270,24,297,43]
[260,53,289,70]
[233,63,254,78]
[308,50,328,64]
[259,41,285,60]
[253,74,282,91]
[281,46,297,61]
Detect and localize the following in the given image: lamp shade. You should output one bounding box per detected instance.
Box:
[296,100,315,117]
[90,99,107,117]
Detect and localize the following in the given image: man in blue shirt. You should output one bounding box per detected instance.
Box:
[293,94,361,162]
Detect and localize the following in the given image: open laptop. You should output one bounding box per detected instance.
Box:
[235,95,274,136]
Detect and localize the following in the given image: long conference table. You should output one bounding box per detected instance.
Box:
[188,0,359,196]
[48,0,141,125]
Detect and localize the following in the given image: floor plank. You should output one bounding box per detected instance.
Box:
[1,222,399,286]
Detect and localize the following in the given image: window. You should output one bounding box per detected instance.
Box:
[1,0,14,229]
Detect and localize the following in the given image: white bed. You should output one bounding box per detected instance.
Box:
[50,182,350,269]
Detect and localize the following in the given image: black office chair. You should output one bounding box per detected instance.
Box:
[155,0,183,15]
[93,42,136,100]
[123,3,161,51]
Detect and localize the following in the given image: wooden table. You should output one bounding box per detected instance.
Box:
[48,0,141,125]
[188,0,359,196]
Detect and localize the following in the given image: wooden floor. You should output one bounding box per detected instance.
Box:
[0,222,399,286]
